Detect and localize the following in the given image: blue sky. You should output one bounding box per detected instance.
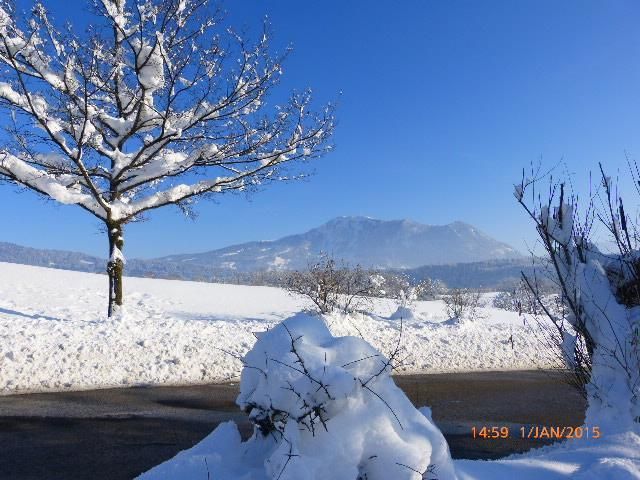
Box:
[2,0,640,258]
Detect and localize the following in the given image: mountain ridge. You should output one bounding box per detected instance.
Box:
[0,216,532,289]
[156,216,522,270]
[0,216,525,288]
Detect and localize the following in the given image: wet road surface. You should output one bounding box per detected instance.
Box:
[0,370,585,479]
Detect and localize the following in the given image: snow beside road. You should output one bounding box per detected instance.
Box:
[141,313,457,480]
[0,262,556,395]
[455,430,640,479]
[140,312,640,480]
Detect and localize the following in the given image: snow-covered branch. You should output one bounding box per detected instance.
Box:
[0,0,334,222]
[515,167,640,430]
[0,151,104,216]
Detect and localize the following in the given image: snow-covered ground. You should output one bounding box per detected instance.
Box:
[455,431,640,479]
[140,312,639,480]
[2,261,638,478]
[0,261,557,395]
[143,422,640,479]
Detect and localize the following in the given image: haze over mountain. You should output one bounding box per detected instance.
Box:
[159,216,522,271]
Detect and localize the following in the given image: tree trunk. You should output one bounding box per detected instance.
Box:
[107,223,125,317]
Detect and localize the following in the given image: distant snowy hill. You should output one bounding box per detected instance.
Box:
[158,216,522,270]
[0,217,527,287]
[0,241,104,273]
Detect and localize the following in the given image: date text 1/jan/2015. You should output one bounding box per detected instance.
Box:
[471,425,601,440]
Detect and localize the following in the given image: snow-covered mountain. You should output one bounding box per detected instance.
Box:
[159,216,522,271]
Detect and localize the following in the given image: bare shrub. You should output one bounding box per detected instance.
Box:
[339,264,380,313]
[284,254,379,314]
[442,288,481,320]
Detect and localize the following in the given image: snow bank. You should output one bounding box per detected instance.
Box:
[140,313,456,480]
[456,430,640,479]
[390,305,415,320]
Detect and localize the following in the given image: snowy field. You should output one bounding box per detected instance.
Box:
[0,261,557,395]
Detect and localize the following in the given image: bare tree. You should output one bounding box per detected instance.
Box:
[0,0,334,315]
[516,163,640,427]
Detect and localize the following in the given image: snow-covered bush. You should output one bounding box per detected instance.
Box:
[141,313,456,479]
[442,288,481,321]
[516,169,640,431]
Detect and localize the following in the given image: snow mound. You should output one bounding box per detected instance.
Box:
[389,305,416,320]
[140,313,456,480]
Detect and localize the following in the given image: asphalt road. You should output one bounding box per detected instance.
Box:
[0,371,586,480]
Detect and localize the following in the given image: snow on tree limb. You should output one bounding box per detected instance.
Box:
[0,151,105,216]
[516,166,640,429]
[0,0,334,223]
